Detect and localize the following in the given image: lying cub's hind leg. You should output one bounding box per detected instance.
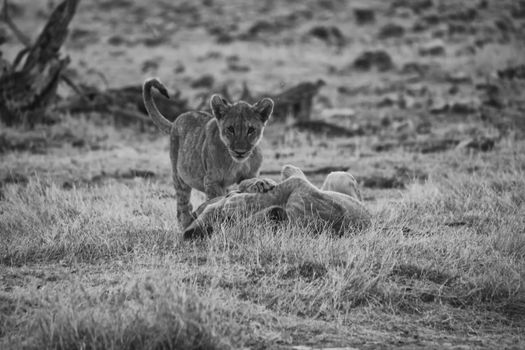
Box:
[281,164,307,181]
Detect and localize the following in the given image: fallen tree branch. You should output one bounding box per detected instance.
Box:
[0,0,79,125]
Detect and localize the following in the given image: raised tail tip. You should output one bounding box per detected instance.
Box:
[143,77,170,99]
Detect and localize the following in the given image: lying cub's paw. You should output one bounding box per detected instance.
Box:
[239,178,277,193]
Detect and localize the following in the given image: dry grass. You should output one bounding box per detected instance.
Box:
[2,0,525,348]
[1,136,524,349]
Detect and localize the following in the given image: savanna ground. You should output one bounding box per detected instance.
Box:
[1,0,525,348]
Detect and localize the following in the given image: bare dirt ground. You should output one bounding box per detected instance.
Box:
[1,0,525,349]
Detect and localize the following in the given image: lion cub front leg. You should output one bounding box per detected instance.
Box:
[173,175,194,229]
[204,175,227,200]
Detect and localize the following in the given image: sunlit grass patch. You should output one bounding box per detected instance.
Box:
[181,167,525,325]
[12,276,231,350]
[1,151,524,348]
[0,179,179,266]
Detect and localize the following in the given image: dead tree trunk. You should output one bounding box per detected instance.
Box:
[0,0,79,125]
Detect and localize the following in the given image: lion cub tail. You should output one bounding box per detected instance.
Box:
[142,77,173,134]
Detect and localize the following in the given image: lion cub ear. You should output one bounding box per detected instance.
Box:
[253,98,274,123]
[210,94,231,120]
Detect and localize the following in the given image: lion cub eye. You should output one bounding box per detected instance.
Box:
[227,126,235,134]
[247,127,255,135]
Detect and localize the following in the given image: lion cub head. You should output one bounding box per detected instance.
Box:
[210,94,274,163]
[321,171,362,201]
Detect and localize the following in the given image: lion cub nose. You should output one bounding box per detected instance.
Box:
[234,150,248,157]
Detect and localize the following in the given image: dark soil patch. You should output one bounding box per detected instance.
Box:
[191,74,215,89]
[419,43,445,56]
[378,23,405,39]
[498,65,525,80]
[353,50,394,71]
[281,261,328,281]
[391,0,433,13]
[308,25,345,46]
[293,120,364,137]
[391,263,456,285]
[0,173,29,186]
[353,8,375,25]
[358,166,428,189]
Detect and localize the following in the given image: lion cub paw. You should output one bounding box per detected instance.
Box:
[239,178,277,193]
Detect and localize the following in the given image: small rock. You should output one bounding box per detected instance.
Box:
[429,98,449,114]
[422,13,441,25]
[207,25,236,44]
[121,169,156,179]
[448,85,459,95]
[173,62,185,74]
[412,14,441,32]
[107,35,127,46]
[69,27,97,42]
[392,120,415,133]
[511,2,525,19]
[401,62,431,75]
[391,0,433,13]
[353,7,375,24]
[143,35,166,47]
[353,50,394,71]
[377,94,416,109]
[430,99,480,115]
[450,100,479,114]
[448,23,475,35]
[71,139,86,148]
[359,174,405,189]
[419,41,445,56]
[191,74,215,89]
[378,23,405,39]
[308,25,345,46]
[447,8,477,22]
[62,181,74,190]
[446,71,471,84]
[247,20,273,36]
[226,55,240,63]
[456,137,495,152]
[216,32,234,44]
[495,17,515,33]
[498,65,525,80]
[455,45,477,56]
[141,59,159,73]
[228,62,250,72]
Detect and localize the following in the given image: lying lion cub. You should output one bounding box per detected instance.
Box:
[142,78,274,229]
[183,165,372,239]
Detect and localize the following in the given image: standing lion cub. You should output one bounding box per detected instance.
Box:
[142,78,274,229]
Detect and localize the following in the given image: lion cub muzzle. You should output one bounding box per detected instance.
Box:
[231,149,251,162]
